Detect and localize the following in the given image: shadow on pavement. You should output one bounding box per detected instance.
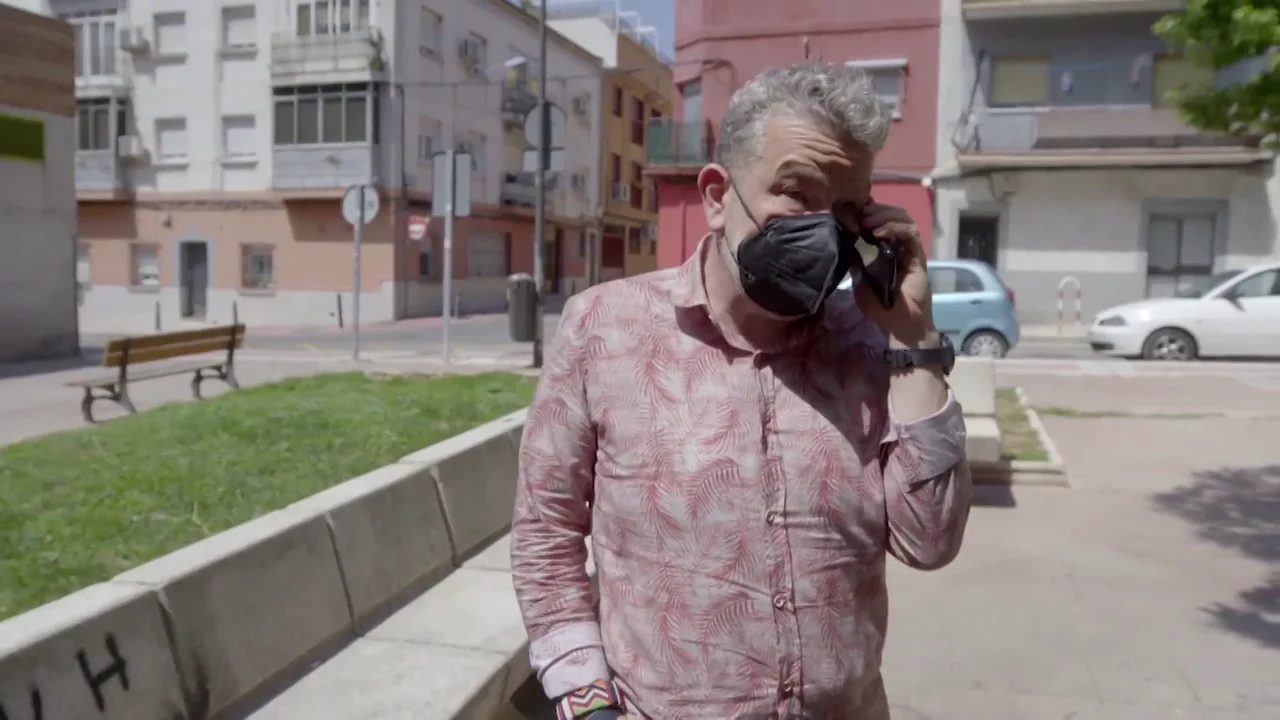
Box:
[1152,463,1280,649]
[972,484,1017,508]
[0,347,103,380]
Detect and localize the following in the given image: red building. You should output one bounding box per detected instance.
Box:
[646,0,941,268]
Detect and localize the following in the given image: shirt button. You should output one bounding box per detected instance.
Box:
[765,510,779,525]
[773,594,788,610]
[781,681,795,697]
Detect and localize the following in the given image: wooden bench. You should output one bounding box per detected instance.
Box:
[66,324,245,423]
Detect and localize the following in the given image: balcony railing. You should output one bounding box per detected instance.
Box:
[963,0,1183,20]
[965,105,1242,153]
[501,81,538,128]
[271,28,385,83]
[500,172,537,208]
[272,142,382,189]
[75,150,129,192]
[646,119,712,168]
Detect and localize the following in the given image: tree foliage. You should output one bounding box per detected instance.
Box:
[1155,0,1280,143]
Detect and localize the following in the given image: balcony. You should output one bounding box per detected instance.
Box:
[501,81,537,130]
[272,143,383,190]
[270,29,386,85]
[963,0,1182,21]
[645,119,712,171]
[75,150,130,193]
[500,172,536,208]
[75,73,131,99]
[959,105,1265,169]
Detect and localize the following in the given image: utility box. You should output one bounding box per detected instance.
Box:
[508,273,537,342]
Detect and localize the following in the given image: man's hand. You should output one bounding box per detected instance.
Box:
[856,201,935,346]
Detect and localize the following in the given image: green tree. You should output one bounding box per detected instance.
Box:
[1155,0,1280,143]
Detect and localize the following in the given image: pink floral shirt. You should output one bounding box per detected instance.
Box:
[511,238,972,719]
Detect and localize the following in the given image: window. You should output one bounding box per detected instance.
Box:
[989,57,1050,107]
[462,131,487,173]
[76,99,129,151]
[420,7,442,56]
[417,117,440,163]
[130,243,160,287]
[221,5,257,51]
[680,80,701,121]
[418,249,432,279]
[468,230,507,277]
[155,118,188,162]
[612,86,624,117]
[1146,213,1217,297]
[222,115,256,160]
[1153,55,1214,109]
[241,245,275,289]
[651,108,662,120]
[610,153,621,184]
[273,84,375,145]
[928,267,985,294]
[76,244,90,286]
[296,0,370,36]
[153,12,186,56]
[628,226,642,254]
[1228,270,1280,298]
[869,70,903,117]
[61,10,117,78]
[631,161,643,184]
[461,33,489,75]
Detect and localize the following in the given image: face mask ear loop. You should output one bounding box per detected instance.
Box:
[728,176,764,234]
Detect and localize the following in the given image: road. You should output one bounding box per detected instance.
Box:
[83,314,1103,362]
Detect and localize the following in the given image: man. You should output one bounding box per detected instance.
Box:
[512,61,972,719]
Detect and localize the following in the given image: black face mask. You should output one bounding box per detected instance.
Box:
[729,185,856,318]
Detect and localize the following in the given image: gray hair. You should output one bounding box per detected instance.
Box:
[715,62,892,171]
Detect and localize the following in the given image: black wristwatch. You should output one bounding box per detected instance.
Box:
[884,334,956,376]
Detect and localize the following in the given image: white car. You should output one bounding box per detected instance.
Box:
[1088,262,1280,360]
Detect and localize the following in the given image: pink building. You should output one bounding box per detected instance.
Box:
[647,0,941,268]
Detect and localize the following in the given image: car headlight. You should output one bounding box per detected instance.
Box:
[1097,315,1126,327]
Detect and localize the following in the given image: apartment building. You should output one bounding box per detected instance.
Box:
[0,4,79,361]
[549,3,672,280]
[648,0,943,268]
[933,0,1280,323]
[15,0,603,333]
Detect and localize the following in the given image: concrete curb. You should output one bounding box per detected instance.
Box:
[1014,386,1067,468]
[0,408,529,720]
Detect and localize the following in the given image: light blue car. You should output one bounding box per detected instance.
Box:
[838,259,1020,357]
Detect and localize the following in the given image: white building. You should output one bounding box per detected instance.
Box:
[932,0,1280,325]
[0,4,79,362]
[5,0,603,334]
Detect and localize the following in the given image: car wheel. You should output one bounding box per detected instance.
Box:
[962,330,1009,358]
[1141,327,1197,361]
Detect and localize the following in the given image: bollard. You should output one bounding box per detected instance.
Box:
[508,273,537,342]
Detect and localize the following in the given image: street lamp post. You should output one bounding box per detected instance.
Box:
[532,0,549,368]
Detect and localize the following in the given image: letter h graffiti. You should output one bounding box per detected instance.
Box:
[1,634,128,720]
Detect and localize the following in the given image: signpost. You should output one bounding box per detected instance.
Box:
[342,184,379,361]
[431,149,471,363]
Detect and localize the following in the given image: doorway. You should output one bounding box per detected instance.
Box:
[957,214,1000,267]
[179,241,209,319]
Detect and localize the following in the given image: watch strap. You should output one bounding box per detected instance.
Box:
[556,679,625,719]
[884,336,955,375]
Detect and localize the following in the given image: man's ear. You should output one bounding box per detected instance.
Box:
[698,163,730,234]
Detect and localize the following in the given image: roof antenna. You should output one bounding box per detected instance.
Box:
[803,36,810,60]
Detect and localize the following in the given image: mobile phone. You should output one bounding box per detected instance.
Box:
[852,231,898,308]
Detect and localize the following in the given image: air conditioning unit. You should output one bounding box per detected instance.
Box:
[610,182,630,202]
[571,173,586,192]
[119,26,149,54]
[571,94,590,116]
[457,39,482,69]
[116,135,146,160]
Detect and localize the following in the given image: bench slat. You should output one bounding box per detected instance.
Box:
[104,324,244,355]
[104,335,243,367]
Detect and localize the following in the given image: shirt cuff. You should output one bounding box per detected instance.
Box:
[530,621,612,698]
[885,391,967,479]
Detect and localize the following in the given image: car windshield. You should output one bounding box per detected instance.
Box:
[1174,271,1244,298]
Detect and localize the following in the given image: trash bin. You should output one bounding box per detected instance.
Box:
[508,273,537,342]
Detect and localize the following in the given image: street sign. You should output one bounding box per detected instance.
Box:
[342,184,379,226]
[523,103,567,146]
[523,148,565,172]
[407,215,428,241]
[431,151,472,218]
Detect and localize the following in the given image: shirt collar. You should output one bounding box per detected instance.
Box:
[670,233,836,353]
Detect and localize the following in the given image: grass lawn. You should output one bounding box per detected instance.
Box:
[995,387,1049,462]
[0,371,535,621]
